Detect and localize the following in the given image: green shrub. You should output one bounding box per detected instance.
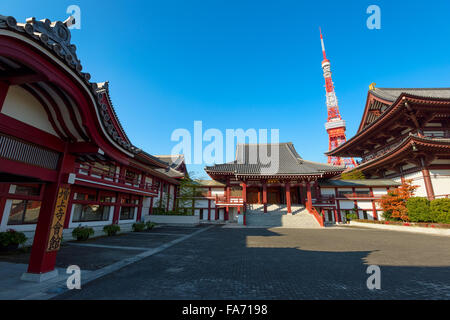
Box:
[103,224,120,236]
[132,222,146,232]
[145,222,156,230]
[72,226,94,241]
[0,229,27,247]
[430,198,450,224]
[406,197,431,222]
[346,212,358,221]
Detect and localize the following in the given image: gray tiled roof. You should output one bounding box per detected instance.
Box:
[371,87,450,102]
[154,154,184,169]
[205,143,344,176]
[319,179,400,187]
[193,180,227,187]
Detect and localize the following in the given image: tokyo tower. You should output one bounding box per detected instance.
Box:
[320,29,356,167]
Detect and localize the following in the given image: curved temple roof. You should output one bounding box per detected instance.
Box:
[0,14,170,170]
[370,87,450,102]
[206,142,345,177]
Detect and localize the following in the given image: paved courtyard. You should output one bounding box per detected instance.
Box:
[52,225,450,300]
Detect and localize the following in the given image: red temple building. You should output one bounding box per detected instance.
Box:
[202,143,399,227]
[327,85,450,200]
[0,15,185,281]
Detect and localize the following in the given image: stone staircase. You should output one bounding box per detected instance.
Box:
[245,204,321,228]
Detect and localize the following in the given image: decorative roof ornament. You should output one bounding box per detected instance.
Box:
[0,15,90,81]
[0,14,146,155]
[369,82,376,90]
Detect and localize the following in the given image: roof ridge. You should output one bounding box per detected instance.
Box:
[374,87,450,90]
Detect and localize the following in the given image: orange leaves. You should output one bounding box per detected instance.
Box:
[377,180,418,221]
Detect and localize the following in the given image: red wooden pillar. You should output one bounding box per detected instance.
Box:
[159,180,164,209]
[263,182,267,213]
[166,184,171,212]
[113,193,123,224]
[422,167,435,200]
[306,182,312,211]
[172,185,177,211]
[334,208,339,223]
[225,206,229,221]
[242,182,247,213]
[149,197,154,215]
[136,196,143,222]
[369,187,378,220]
[208,199,211,220]
[298,185,304,206]
[26,149,75,278]
[286,183,292,214]
[0,183,10,229]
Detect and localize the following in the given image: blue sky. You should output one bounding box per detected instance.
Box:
[3,1,450,178]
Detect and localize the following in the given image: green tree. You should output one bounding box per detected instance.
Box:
[341,170,366,180]
[175,172,204,215]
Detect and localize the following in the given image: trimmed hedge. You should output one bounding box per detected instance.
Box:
[354,219,450,229]
[405,197,450,223]
[406,197,430,222]
[430,198,450,224]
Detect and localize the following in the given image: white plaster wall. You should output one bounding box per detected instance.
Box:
[404,171,427,197]
[339,200,354,210]
[142,197,151,218]
[195,200,209,207]
[320,188,335,196]
[1,86,58,136]
[211,189,225,196]
[430,169,450,197]
[356,200,373,210]
[337,188,352,192]
[372,187,389,196]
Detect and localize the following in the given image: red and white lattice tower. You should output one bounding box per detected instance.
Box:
[320,29,356,167]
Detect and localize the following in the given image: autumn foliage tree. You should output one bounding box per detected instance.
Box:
[377,180,418,221]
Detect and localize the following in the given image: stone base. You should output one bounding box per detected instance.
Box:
[21,269,59,282]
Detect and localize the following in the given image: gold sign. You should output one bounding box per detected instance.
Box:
[47,186,70,252]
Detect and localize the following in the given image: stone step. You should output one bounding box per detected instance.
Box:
[246,209,321,228]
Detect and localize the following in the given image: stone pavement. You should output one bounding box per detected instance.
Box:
[0,225,212,300]
[53,225,450,300]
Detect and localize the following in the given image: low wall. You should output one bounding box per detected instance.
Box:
[147,215,199,225]
[350,221,450,237]
[16,222,135,247]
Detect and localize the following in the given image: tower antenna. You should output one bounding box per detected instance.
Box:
[319,29,356,168]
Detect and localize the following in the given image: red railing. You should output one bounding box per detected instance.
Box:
[215,195,244,205]
[74,162,160,194]
[313,195,335,205]
[308,206,324,227]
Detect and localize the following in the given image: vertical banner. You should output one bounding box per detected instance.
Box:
[47,186,70,252]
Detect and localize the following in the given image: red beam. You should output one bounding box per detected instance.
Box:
[0,69,46,85]
[0,81,9,111]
